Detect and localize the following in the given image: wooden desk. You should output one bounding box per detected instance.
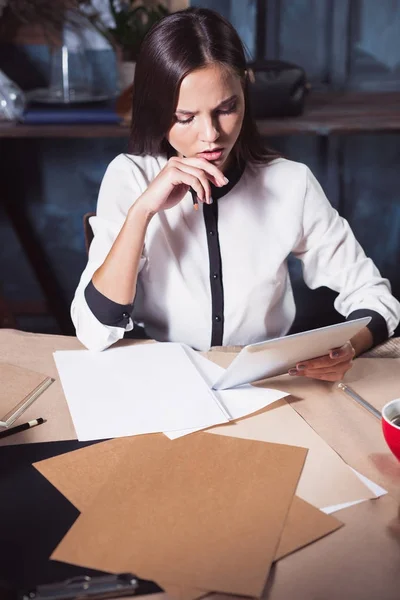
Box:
[0,329,399,599]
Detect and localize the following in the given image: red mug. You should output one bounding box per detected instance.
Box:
[382,398,400,461]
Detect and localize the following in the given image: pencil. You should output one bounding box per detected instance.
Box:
[337,383,381,419]
[0,417,46,440]
[189,186,199,211]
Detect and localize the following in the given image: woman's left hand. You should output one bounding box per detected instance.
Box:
[288,341,355,382]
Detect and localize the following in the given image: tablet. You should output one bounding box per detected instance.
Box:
[212,317,371,390]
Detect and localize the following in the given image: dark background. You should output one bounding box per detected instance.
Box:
[0,0,399,336]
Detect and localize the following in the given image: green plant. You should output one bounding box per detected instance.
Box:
[97,1,169,62]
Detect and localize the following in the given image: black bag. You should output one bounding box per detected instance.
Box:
[247,60,310,118]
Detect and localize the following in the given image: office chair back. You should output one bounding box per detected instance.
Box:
[83,212,95,255]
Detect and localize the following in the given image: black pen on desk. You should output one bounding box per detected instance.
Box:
[337,383,381,419]
[0,417,46,440]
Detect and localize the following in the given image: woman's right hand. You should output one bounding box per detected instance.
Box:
[135,156,229,216]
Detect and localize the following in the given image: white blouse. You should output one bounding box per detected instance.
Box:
[71,153,400,351]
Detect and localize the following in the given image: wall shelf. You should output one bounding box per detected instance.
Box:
[1,92,400,139]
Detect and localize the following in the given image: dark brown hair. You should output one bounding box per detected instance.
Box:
[129,7,278,165]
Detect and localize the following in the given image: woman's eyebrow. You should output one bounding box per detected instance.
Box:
[175,94,238,115]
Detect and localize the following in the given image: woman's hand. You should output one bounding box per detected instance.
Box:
[135,156,229,216]
[288,341,355,382]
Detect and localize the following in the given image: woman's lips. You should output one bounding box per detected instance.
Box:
[197,149,224,161]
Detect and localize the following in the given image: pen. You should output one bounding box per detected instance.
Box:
[0,417,46,440]
[337,383,381,419]
[189,186,199,211]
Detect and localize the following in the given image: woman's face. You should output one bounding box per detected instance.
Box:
[167,63,245,172]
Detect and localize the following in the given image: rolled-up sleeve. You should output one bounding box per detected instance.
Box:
[293,167,400,339]
[71,155,146,351]
[84,280,134,327]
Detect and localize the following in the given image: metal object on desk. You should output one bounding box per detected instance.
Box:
[20,573,139,600]
[337,382,381,419]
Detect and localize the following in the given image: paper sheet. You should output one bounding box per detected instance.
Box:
[33,439,342,562]
[165,348,288,439]
[50,433,307,597]
[322,468,388,514]
[236,356,400,499]
[207,399,374,510]
[33,435,342,599]
[53,343,231,441]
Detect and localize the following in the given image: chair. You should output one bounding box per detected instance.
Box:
[83,212,95,255]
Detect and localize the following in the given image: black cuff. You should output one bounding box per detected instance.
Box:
[84,280,133,327]
[346,309,389,347]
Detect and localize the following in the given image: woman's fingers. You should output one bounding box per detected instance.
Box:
[169,163,212,204]
[171,156,228,188]
[288,341,355,382]
[169,168,209,204]
[289,360,353,381]
[329,341,355,360]
[294,342,355,371]
[142,155,229,215]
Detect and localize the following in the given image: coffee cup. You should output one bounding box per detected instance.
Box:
[382,398,400,461]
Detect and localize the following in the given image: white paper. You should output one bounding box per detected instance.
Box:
[350,468,388,497]
[321,468,388,514]
[164,348,288,439]
[54,343,230,441]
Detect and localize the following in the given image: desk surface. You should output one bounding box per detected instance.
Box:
[1,329,400,600]
[0,92,399,138]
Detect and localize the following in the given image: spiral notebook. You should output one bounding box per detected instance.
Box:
[0,362,54,428]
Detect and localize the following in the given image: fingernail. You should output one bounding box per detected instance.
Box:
[288,369,297,376]
[223,177,229,184]
[331,351,339,358]
[297,364,306,370]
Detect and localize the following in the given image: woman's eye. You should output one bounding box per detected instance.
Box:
[217,103,237,115]
[176,116,194,125]
[174,103,237,125]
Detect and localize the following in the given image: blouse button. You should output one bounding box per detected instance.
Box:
[209,230,215,236]
[214,315,221,322]
[212,272,218,279]
[122,312,130,319]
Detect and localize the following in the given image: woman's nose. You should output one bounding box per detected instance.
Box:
[199,118,219,142]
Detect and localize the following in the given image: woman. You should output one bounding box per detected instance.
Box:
[72,7,400,382]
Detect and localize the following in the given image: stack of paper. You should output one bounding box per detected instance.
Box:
[35,433,342,599]
[53,343,289,441]
[51,342,385,514]
[34,343,389,598]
